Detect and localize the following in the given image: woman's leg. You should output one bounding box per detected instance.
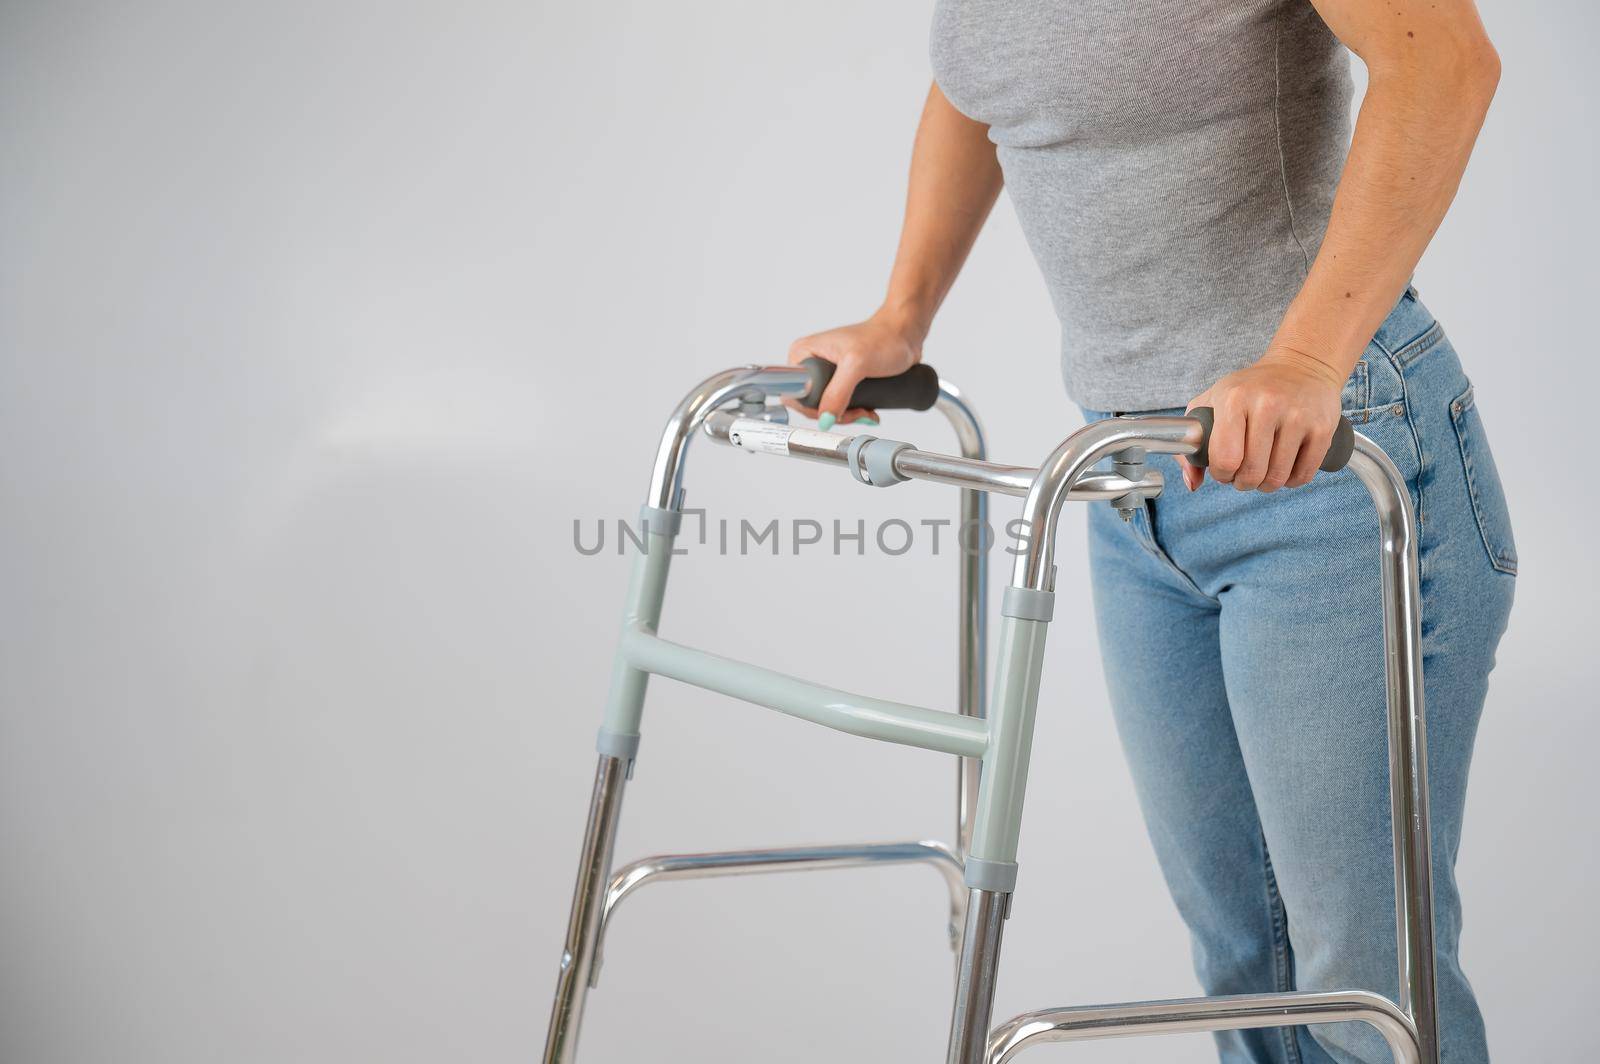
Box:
[1088,492,1307,1064]
[1210,315,1512,1064]
[1086,292,1514,1063]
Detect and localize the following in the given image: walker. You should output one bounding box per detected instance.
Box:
[541,360,1438,1064]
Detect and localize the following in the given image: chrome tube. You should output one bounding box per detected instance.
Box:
[935,383,988,861]
[985,991,1419,1064]
[543,755,630,1064]
[948,889,1009,1064]
[702,410,1161,503]
[893,455,1159,502]
[892,450,1038,497]
[589,840,966,985]
[647,365,811,510]
[1010,415,1205,591]
[1348,437,1439,1064]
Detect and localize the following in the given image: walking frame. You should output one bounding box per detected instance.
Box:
[542,360,1438,1064]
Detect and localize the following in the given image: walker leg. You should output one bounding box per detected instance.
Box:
[542,755,629,1064]
[945,597,1047,1063]
[946,888,1009,1064]
[923,383,991,863]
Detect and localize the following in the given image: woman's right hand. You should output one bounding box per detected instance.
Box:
[784,312,925,429]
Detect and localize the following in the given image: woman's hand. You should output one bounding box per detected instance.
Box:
[784,311,924,429]
[1181,347,1345,493]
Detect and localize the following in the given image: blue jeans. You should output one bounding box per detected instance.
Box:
[1082,290,1515,1064]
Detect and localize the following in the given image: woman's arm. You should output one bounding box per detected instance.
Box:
[1187,0,1500,492]
[788,83,1002,427]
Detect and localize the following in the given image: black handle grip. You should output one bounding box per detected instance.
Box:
[1187,407,1356,473]
[797,356,941,412]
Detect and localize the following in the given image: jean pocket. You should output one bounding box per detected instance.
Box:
[1450,385,1518,575]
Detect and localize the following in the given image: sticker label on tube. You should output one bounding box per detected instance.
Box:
[727,418,792,456]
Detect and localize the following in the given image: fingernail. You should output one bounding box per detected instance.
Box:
[856,416,878,427]
[817,413,836,431]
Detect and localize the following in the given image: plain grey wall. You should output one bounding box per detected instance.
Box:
[1,2,1595,1061]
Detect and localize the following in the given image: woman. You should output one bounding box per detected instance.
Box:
[789,2,1514,1062]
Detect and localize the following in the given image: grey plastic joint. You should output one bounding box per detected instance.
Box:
[595,727,641,775]
[963,855,1018,893]
[1112,445,1146,480]
[865,439,914,486]
[637,504,682,537]
[846,435,914,487]
[1002,585,1055,622]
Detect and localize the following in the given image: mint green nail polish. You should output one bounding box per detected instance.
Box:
[817,412,836,431]
[856,416,879,427]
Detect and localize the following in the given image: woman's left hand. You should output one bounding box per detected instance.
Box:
[1181,347,1346,493]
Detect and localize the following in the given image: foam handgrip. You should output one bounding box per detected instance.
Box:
[797,356,941,412]
[1187,407,1356,473]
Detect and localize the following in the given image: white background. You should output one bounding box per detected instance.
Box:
[2,2,1595,1061]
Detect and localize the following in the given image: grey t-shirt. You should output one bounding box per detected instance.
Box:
[930,0,1353,410]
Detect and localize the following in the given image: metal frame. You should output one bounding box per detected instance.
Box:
[590,840,968,985]
[543,365,1439,1064]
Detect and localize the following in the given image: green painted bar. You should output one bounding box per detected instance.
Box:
[966,613,1051,867]
[620,628,990,759]
[600,530,676,737]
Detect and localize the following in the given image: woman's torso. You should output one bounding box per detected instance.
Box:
[930,0,1353,410]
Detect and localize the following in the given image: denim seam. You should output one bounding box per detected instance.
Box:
[1450,385,1519,576]
[1369,333,1430,537]
[1261,839,1303,1064]
[1132,501,1213,603]
[1342,360,1370,415]
[1391,320,1446,370]
[1342,402,1407,426]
